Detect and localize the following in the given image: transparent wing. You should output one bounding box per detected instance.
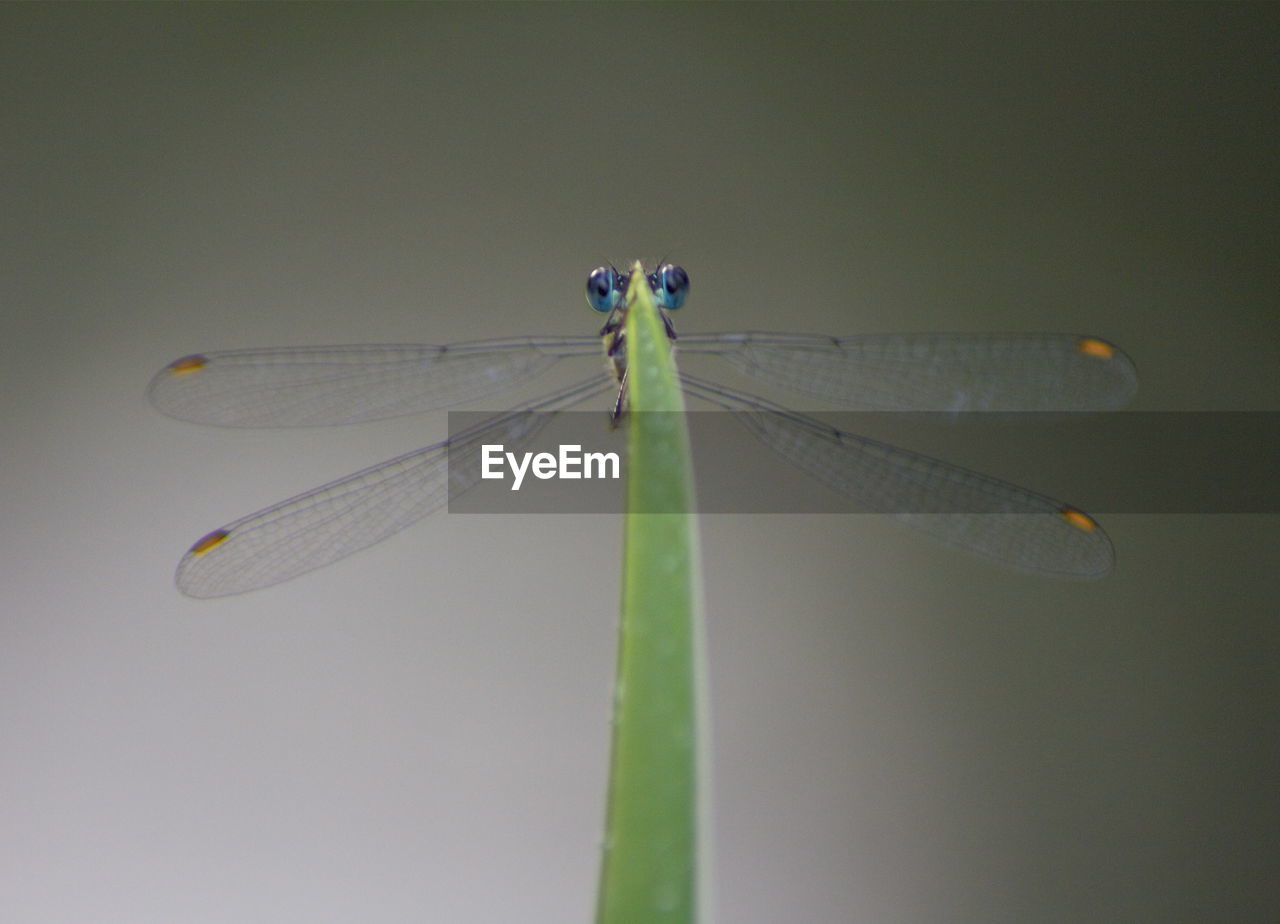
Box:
[149,330,1137,427]
[174,377,612,597]
[148,336,602,427]
[676,332,1137,411]
[680,374,1115,578]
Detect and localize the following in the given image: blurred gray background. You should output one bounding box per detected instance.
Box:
[3,4,1277,922]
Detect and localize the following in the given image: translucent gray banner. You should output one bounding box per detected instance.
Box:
[446,411,1280,514]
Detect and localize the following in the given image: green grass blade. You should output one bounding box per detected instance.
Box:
[596,264,709,922]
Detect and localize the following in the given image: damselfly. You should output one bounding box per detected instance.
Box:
[149,265,1137,597]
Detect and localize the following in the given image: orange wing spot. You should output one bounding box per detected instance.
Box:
[189,529,230,555]
[1058,506,1097,532]
[1076,338,1115,360]
[168,354,209,375]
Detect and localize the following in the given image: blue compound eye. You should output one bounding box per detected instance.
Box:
[586,266,621,313]
[652,264,689,311]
